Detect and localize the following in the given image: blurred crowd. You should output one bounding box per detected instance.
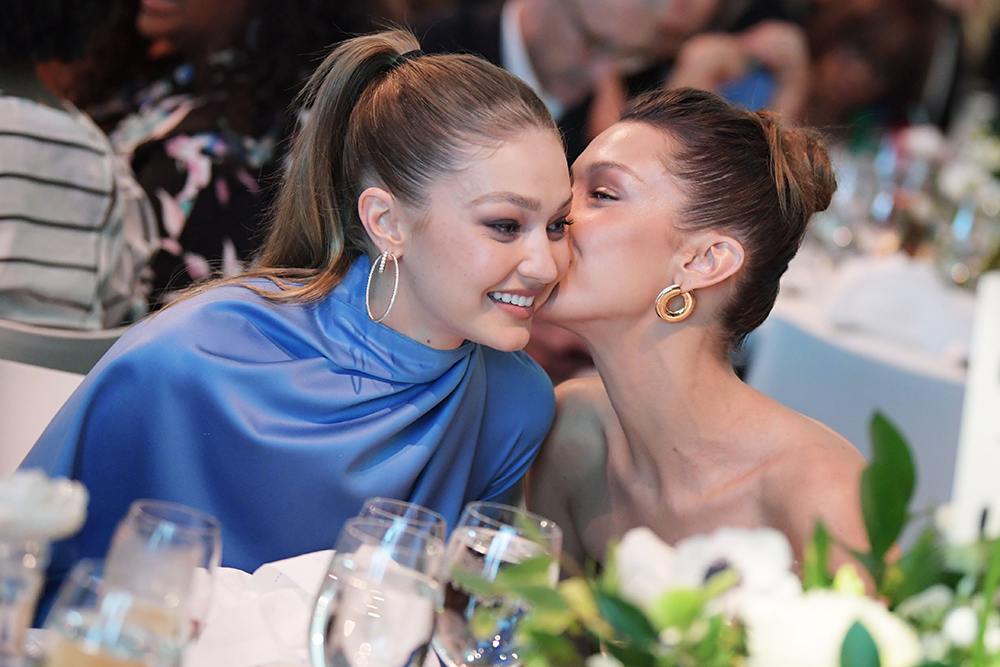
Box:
[1,0,996,378]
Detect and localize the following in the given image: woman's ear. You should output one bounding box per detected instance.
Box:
[678,232,744,290]
[358,186,408,257]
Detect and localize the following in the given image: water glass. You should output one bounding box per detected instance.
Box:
[309,517,445,667]
[0,539,48,661]
[43,559,182,667]
[358,498,447,542]
[104,500,221,640]
[432,502,562,667]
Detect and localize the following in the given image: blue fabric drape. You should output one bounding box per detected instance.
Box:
[23,256,554,600]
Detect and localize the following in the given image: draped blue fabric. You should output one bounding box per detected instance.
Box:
[23,256,554,590]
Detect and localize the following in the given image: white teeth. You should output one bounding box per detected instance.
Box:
[489,292,536,307]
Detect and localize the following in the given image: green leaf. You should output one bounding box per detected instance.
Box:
[599,540,621,595]
[494,555,557,589]
[881,526,947,607]
[558,579,614,637]
[521,630,585,667]
[804,522,834,590]
[859,413,916,578]
[594,590,659,648]
[972,538,1000,667]
[449,564,499,601]
[647,588,705,631]
[605,640,657,667]
[840,621,881,667]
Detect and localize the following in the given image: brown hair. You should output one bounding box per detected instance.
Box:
[187,29,556,303]
[621,87,836,350]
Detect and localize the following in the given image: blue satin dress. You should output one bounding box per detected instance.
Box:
[23,256,555,589]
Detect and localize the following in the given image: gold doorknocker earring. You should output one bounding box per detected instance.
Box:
[365,250,399,323]
[655,284,694,322]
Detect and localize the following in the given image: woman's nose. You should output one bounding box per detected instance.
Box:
[518,229,561,285]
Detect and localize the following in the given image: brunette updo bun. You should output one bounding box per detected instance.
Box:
[620,88,836,351]
[757,111,836,226]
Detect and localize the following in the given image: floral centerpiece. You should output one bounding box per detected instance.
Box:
[469,414,1000,667]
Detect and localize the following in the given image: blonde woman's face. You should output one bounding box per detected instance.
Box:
[389,128,572,352]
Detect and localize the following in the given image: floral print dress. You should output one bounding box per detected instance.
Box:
[110,61,283,307]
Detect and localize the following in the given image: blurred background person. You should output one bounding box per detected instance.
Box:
[0,0,158,330]
[419,0,788,162]
[668,0,949,132]
[65,0,374,307]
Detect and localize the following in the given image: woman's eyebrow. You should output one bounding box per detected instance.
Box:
[470,191,542,211]
[587,160,643,182]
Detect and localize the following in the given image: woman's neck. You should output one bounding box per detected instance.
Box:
[578,318,757,496]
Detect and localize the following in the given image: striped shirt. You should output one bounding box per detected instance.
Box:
[0,94,159,329]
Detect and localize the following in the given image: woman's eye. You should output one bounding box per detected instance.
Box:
[487,220,521,237]
[591,188,617,201]
[547,217,573,237]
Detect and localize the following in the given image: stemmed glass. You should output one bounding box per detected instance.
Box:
[432,502,562,667]
[104,500,222,642]
[309,517,445,667]
[358,498,447,542]
[43,559,184,667]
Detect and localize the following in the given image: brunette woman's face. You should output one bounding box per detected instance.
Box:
[541,121,687,326]
[137,0,249,56]
[390,128,572,352]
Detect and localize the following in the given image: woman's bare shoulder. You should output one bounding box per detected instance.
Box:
[527,375,614,563]
[541,375,614,479]
[759,400,869,554]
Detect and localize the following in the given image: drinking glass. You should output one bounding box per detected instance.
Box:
[432,502,562,667]
[358,498,447,542]
[309,517,445,667]
[43,560,183,667]
[104,500,221,641]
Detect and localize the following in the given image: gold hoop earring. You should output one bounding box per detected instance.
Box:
[365,251,399,323]
[655,284,694,322]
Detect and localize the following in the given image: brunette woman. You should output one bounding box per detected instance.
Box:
[528,88,868,569]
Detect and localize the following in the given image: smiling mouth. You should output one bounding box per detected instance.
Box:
[489,292,535,307]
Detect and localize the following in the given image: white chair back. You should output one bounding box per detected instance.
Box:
[0,318,128,478]
[949,272,1000,543]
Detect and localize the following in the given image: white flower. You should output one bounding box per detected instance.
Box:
[744,590,922,667]
[615,527,801,617]
[670,527,802,616]
[584,654,625,667]
[920,632,950,662]
[942,606,979,648]
[895,584,954,622]
[0,470,88,540]
[615,527,676,608]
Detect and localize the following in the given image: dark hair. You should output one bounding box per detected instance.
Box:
[69,0,370,137]
[808,0,941,125]
[621,87,836,351]
[0,0,115,67]
[199,30,556,303]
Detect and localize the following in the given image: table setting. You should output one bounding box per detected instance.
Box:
[8,404,1000,667]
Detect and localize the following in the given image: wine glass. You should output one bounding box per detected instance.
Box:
[43,559,184,667]
[432,502,562,667]
[358,498,447,542]
[309,517,445,667]
[104,500,222,641]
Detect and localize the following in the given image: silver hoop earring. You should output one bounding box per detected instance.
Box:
[365,251,399,323]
